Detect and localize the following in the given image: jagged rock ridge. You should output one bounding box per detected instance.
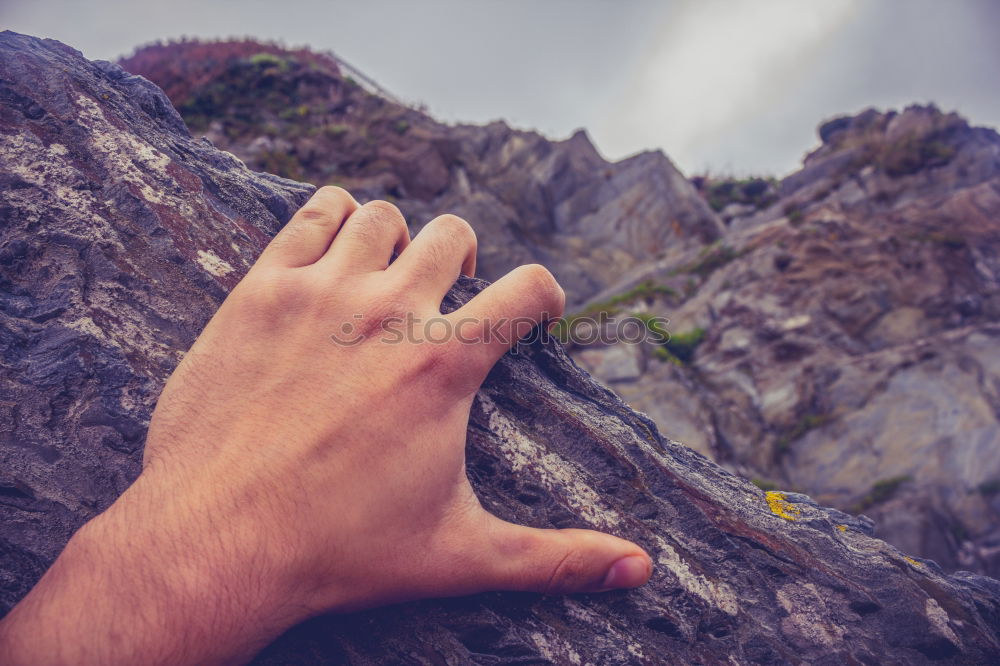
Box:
[3,32,1000,663]
[118,40,724,308]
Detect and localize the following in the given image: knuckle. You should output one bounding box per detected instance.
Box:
[314,185,354,207]
[316,185,350,199]
[362,199,404,222]
[236,268,310,314]
[520,264,565,312]
[351,200,407,238]
[433,214,477,246]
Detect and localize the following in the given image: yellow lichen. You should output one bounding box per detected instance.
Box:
[836,524,848,532]
[765,491,801,521]
[904,556,923,567]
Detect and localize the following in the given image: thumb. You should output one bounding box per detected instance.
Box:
[481,519,653,595]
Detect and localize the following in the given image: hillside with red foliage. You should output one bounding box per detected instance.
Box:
[118,39,341,107]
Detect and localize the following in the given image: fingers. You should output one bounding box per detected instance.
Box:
[476,517,652,595]
[318,200,410,273]
[448,264,564,365]
[258,186,358,268]
[388,214,476,303]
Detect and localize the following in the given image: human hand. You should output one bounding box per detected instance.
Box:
[0,187,652,665]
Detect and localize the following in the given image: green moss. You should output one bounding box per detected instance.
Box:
[248,52,288,70]
[850,475,911,513]
[776,413,829,453]
[393,119,410,135]
[553,281,676,342]
[752,478,781,492]
[631,311,669,342]
[652,346,683,365]
[696,176,778,212]
[278,103,310,120]
[176,56,309,134]
[574,281,676,319]
[663,327,706,364]
[673,243,738,278]
[324,124,349,139]
[784,204,804,225]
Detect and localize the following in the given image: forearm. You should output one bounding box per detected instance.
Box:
[0,476,303,665]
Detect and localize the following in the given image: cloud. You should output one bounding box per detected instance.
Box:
[595,0,859,173]
[5,0,998,175]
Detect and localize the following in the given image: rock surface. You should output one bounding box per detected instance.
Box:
[3,32,1000,663]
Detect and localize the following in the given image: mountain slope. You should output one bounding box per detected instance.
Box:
[119,41,723,307]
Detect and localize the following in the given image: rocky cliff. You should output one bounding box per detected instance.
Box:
[118,40,1000,579]
[574,106,1000,578]
[4,31,1000,664]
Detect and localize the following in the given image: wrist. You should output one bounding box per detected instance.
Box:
[1,472,311,665]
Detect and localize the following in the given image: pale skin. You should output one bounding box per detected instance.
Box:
[0,187,652,664]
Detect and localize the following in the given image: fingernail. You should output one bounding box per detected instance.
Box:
[600,555,650,590]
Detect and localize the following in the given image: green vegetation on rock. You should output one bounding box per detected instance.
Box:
[693,176,778,212]
[673,242,739,278]
[776,413,830,454]
[851,475,911,514]
[661,327,706,365]
[880,137,956,177]
[553,281,677,344]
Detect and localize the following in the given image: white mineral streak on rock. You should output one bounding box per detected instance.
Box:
[478,394,619,529]
[3,132,109,234]
[926,597,961,647]
[529,631,584,665]
[776,582,847,647]
[781,313,812,331]
[654,535,739,615]
[196,249,235,277]
[74,94,199,223]
[64,316,111,345]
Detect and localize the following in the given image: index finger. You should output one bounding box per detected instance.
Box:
[447,264,565,368]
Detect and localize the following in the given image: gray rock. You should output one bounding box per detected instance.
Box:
[578,106,1000,576]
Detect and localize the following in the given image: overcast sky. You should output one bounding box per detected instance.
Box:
[5,0,999,176]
